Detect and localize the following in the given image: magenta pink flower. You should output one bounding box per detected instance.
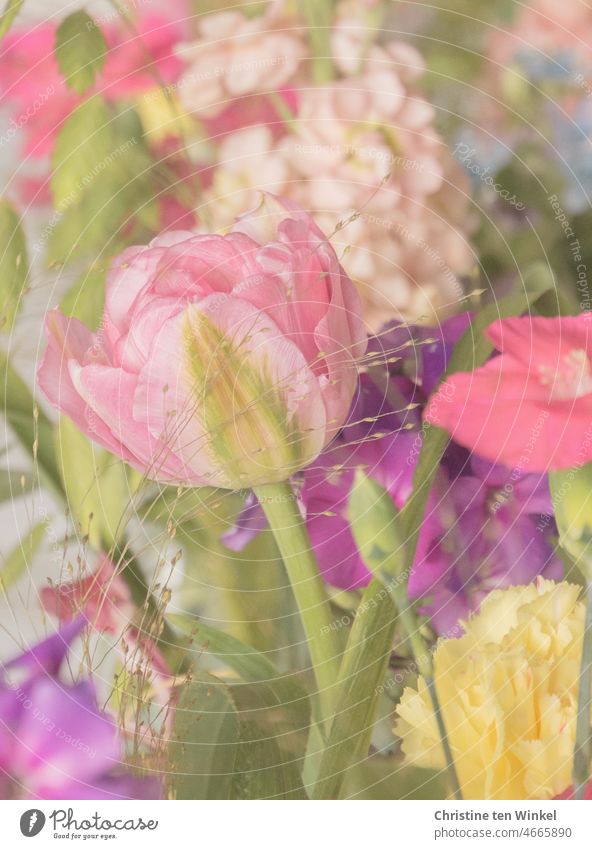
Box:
[38,195,367,489]
[0,13,185,159]
[424,315,592,471]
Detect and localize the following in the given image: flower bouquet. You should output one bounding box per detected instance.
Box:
[0,0,591,810]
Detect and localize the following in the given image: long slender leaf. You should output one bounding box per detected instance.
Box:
[0,0,23,39]
[311,582,398,799]
[169,615,310,797]
[230,692,307,800]
[60,263,107,331]
[56,415,130,547]
[169,613,296,683]
[51,96,114,209]
[0,521,45,590]
[400,263,555,564]
[168,675,240,800]
[0,349,62,495]
[169,615,311,753]
[0,198,28,331]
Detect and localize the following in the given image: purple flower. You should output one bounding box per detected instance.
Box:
[407,457,562,636]
[0,619,161,799]
[223,315,562,635]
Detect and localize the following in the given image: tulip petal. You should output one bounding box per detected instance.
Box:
[134,294,328,488]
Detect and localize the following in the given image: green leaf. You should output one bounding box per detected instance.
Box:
[348,470,404,576]
[0,521,45,591]
[55,11,107,94]
[168,615,311,751]
[550,461,592,575]
[169,613,292,683]
[169,616,310,798]
[298,0,334,82]
[0,198,28,331]
[60,263,107,331]
[168,675,241,800]
[0,349,62,496]
[0,0,23,39]
[48,104,156,264]
[342,759,447,800]
[51,96,114,209]
[311,576,396,799]
[56,416,131,548]
[230,690,307,800]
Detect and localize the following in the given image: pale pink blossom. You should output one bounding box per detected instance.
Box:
[38,196,367,489]
[176,4,303,117]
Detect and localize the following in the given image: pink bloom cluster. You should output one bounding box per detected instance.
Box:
[177,1,475,328]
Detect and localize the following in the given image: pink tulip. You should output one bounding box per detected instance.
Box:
[424,315,592,471]
[38,195,367,489]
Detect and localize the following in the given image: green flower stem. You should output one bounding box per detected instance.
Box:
[298,0,335,83]
[389,581,463,802]
[253,481,341,718]
[573,579,592,799]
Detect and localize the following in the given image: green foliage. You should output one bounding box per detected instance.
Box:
[0,198,28,331]
[342,759,447,800]
[550,462,592,575]
[168,617,310,798]
[0,350,62,495]
[56,415,132,548]
[0,521,45,591]
[49,99,156,264]
[0,467,34,501]
[169,615,310,735]
[0,0,23,39]
[348,470,404,576]
[311,575,398,799]
[51,96,114,209]
[60,264,107,331]
[167,673,308,799]
[146,484,304,659]
[168,675,241,800]
[55,11,107,94]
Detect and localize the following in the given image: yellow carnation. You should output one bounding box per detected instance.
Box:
[395,579,586,799]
